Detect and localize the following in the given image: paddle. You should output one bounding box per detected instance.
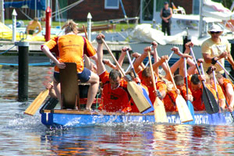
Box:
[212,70,220,106]
[24,89,49,115]
[190,47,219,114]
[216,60,234,82]
[147,51,168,122]
[125,49,154,114]
[83,25,88,39]
[101,38,152,113]
[166,61,193,123]
[184,57,195,124]
[125,57,136,73]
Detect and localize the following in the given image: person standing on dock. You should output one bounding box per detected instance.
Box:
[160,1,173,36]
[25,17,42,36]
[202,24,234,75]
[41,20,99,110]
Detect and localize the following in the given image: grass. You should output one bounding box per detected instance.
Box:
[4,19,136,32]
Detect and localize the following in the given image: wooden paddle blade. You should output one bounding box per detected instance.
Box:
[60,63,79,109]
[154,97,168,123]
[202,87,219,114]
[175,95,193,123]
[24,89,49,116]
[127,81,151,113]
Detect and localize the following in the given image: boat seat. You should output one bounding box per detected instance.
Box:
[78,24,116,32]
[60,62,80,109]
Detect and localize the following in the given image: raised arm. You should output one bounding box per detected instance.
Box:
[133,46,150,73]
[96,34,106,75]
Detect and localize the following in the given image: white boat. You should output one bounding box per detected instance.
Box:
[129,0,234,60]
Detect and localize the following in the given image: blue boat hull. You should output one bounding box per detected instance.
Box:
[41,110,234,128]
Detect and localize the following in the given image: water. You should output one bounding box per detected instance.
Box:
[0,66,234,155]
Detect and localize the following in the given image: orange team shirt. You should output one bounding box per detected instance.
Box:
[43,36,59,56]
[211,83,225,101]
[188,76,217,111]
[222,78,234,97]
[163,88,178,112]
[138,70,167,104]
[99,71,131,112]
[138,70,178,112]
[178,85,192,101]
[44,34,96,73]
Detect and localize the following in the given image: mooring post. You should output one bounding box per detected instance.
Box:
[12,9,17,42]
[87,12,92,41]
[17,41,29,102]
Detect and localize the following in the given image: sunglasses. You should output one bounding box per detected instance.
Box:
[210,31,221,34]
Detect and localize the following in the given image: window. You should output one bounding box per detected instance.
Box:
[105,0,119,9]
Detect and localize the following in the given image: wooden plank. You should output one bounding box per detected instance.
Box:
[60,62,79,109]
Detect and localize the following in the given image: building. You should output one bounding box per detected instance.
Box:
[3,0,225,23]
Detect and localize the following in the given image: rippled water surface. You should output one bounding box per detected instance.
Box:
[0,66,234,155]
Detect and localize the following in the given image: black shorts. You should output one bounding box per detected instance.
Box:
[54,67,91,83]
[28,30,35,35]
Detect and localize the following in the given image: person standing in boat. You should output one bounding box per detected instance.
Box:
[25,17,42,36]
[96,34,131,112]
[202,24,234,75]
[160,1,173,36]
[41,20,99,110]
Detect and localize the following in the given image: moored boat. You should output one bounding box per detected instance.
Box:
[40,109,233,128]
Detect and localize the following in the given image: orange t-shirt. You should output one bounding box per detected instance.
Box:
[146,81,167,104]
[138,70,167,103]
[188,76,217,111]
[43,36,59,56]
[163,89,178,112]
[211,83,225,100]
[44,34,96,73]
[177,85,192,100]
[98,71,131,112]
[222,78,234,97]
[188,76,204,111]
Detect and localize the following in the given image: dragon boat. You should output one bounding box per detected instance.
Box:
[40,107,233,128]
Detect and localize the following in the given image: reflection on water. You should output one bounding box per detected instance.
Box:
[0,66,53,100]
[41,124,234,155]
[0,66,234,155]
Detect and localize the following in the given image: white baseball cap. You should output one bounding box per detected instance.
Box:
[208,24,223,33]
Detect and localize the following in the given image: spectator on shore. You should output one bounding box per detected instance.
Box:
[26,17,42,36]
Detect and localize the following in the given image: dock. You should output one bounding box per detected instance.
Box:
[0,40,130,66]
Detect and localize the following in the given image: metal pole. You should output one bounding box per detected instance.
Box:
[87,12,92,41]
[35,0,37,17]
[0,0,4,24]
[12,9,17,42]
[199,0,203,38]
[45,6,52,41]
[17,41,29,102]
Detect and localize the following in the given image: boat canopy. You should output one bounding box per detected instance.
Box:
[202,0,234,20]
[4,0,46,10]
